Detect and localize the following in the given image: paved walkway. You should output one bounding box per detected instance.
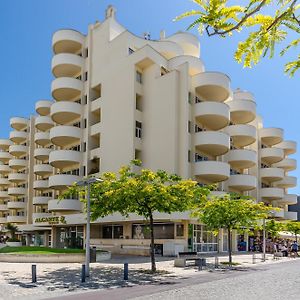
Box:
[0,253,295,300]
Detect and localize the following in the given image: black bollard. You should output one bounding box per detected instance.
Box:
[198,259,203,271]
[81,264,86,283]
[215,256,219,269]
[124,262,128,280]
[32,264,37,283]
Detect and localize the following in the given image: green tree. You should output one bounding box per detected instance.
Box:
[176,0,300,76]
[265,219,284,239]
[6,223,19,242]
[192,194,272,264]
[63,161,210,272]
[285,221,300,242]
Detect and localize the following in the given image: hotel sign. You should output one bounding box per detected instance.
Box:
[34,216,67,225]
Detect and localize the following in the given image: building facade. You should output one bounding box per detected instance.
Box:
[0,6,297,254]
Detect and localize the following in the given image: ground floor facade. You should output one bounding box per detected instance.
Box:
[17,212,259,256]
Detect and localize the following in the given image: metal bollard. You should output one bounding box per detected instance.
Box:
[198,259,203,271]
[124,262,129,280]
[32,265,37,283]
[81,264,86,283]
[215,256,219,269]
[252,253,256,264]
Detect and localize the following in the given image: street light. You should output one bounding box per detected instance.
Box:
[75,177,103,277]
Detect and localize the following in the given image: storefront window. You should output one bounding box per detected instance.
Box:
[176,224,184,237]
[193,224,218,252]
[102,225,123,239]
[132,223,174,239]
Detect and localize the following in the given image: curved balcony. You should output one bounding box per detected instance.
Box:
[194,161,230,183]
[49,150,82,169]
[0,164,11,174]
[34,148,51,162]
[51,77,83,101]
[7,215,26,223]
[33,196,51,205]
[10,117,29,131]
[259,128,283,146]
[260,168,284,182]
[0,178,9,187]
[34,132,51,146]
[227,174,257,192]
[260,147,284,164]
[33,164,53,177]
[0,217,7,223]
[195,131,230,156]
[8,173,27,183]
[193,72,231,102]
[50,101,82,125]
[35,116,54,132]
[52,53,84,78]
[276,141,297,156]
[284,211,297,221]
[278,194,298,205]
[274,176,297,188]
[272,158,297,171]
[271,209,285,219]
[8,187,26,196]
[260,188,284,201]
[194,102,229,130]
[48,174,81,190]
[35,100,53,116]
[0,152,13,163]
[0,204,7,211]
[9,131,28,144]
[224,124,256,147]
[50,126,81,147]
[227,99,256,124]
[0,191,9,198]
[7,201,26,209]
[33,180,49,190]
[225,149,256,169]
[9,159,27,170]
[48,199,82,212]
[52,29,85,54]
[168,55,204,76]
[9,145,28,158]
[0,139,12,151]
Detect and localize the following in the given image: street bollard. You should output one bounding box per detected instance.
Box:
[124,262,129,280]
[215,256,219,269]
[32,265,37,283]
[252,253,256,264]
[198,259,203,271]
[81,264,86,283]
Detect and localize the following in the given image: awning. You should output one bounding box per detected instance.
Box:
[17,224,51,232]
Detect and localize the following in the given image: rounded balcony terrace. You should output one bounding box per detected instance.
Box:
[48,174,81,190]
[9,131,28,144]
[227,174,257,192]
[35,116,54,132]
[224,124,257,147]
[9,145,28,158]
[51,77,83,102]
[194,102,229,130]
[194,161,230,183]
[33,196,51,205]
[7,215,26,223]
[8,173,27,184]
[260,167,284,183]
[7,187,26,196]
[34,148,51,162]
[34,132,51,146]
[52,29,85,54]
[52,53,84,78]
[260,187,284,201]
[50,126,81,147]
[33,164,53,177]
[9,159,27,171]
[276,141,297,156]
[272,158,297,171]
[224,149,257,169]
[260,147,284,164]
[35,100,53,116]
[49,150,82,169]
[48,198,82,212]
[259,128,283,146]
[195,131,230,156]
[10,117,29,131]
[0,139,12,151]
[50,101,82,125]
[193,72,231,102]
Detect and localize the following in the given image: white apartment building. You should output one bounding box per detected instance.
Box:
[0,6,297,255]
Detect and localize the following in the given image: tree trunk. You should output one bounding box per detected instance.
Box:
[228,228,232,265]
[149,213,156,272]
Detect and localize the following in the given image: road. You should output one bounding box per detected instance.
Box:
[47,259,300,300]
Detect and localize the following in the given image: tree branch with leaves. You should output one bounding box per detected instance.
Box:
[175,0,300,76]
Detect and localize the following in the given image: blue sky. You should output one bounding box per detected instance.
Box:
[0,0,298,193]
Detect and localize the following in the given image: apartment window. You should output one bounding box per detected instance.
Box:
[103,225,123,239]
[74,122,81,128]
[90,84,101,101]
[195,153,208,162]
[135,121,142,138]
[135,149,142,160]
[83,142,87,152]
[83,95,88,105]
[128,48,135,55]
[83,166,86,176]
[188,121,191,133]
[188,150,191,162]
[84,119,87,128]
[230,169,240,175]
[195,124,203,133]
[136,94,143,111]
[176,224,184,237]
[136,70,142,84]
[188,92,192,104]
[84,72,88,81]
[85,48,89,58]
[261,144,267,149]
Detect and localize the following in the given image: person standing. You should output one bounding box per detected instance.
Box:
[291,241,299,257]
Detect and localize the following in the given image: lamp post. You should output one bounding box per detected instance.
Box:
[262,218,266,262]
[75,177,103,277]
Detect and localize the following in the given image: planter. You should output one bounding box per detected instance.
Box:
[6,242,22,247]
[96,250,111,262]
